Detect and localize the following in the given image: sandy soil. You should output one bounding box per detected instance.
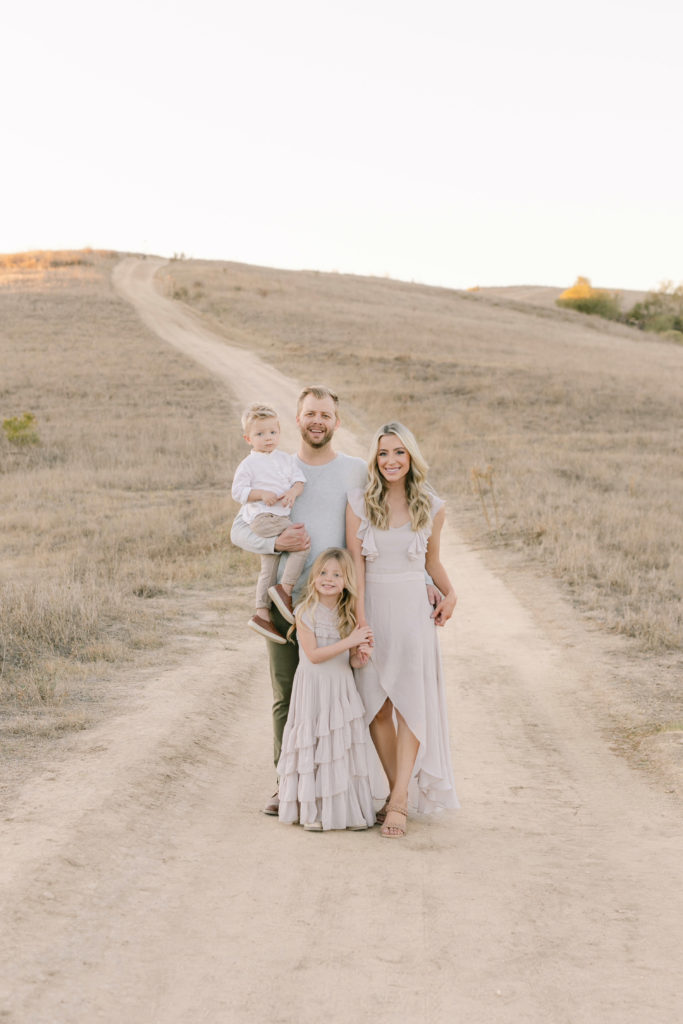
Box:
[1,257,681,1024]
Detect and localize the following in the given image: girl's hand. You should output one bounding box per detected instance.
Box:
[432,591,457,627]
[349,624,374,648]
[354,619,373,645]
[261,490,279,506]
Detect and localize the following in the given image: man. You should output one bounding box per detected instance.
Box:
[230,385,367,814]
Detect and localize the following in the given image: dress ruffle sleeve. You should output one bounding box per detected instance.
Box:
[406,491,444,560]
[348,488,444,561]
[429,491,445,518]
[347,488,378,562]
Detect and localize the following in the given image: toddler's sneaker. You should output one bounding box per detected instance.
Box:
[248,613,287,644]
[268,584,295,624]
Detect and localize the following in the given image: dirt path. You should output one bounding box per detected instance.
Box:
[1,257,681,1024]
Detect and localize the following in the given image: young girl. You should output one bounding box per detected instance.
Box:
[277,548,377,831]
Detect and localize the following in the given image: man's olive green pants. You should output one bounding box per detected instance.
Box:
[267,605,300,770]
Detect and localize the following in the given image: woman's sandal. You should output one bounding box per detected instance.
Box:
[375,799,391,825]
[379,805,407,839]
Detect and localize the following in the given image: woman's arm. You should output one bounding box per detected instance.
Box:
[424,507,457,626]
[297,619,373,665]
[345,503,368,626]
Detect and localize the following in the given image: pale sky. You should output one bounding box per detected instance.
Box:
[3,0,682,291]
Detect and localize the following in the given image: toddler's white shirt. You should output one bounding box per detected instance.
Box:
[231,450,307,524]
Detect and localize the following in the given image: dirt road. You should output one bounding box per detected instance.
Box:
[1,257,681,1023]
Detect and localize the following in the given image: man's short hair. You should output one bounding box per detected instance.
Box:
[241,403,279,433]
[296,385,339,416]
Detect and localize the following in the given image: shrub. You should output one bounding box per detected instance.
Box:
[556,277,622,320]
[2,412,40,446]
[558,276,594,300]
[625,282,683,334]
[0,250,92,272]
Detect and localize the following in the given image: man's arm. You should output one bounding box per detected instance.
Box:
[230,509,311,555]
[230,509,276,556]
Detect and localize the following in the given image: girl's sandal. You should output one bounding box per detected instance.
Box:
[379,805,407,839]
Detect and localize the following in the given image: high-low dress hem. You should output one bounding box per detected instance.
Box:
[348,488,459,815]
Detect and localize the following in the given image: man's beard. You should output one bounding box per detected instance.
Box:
[300,424,334,449]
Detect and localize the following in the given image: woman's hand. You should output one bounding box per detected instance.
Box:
[350,643,372,668]
[431,590,457,627]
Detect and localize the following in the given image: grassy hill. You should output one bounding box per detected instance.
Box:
[163,257,682,653]
[0,251,248,743]
[1,250,681,749]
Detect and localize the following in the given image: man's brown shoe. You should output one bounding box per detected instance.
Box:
[263,791,279,815]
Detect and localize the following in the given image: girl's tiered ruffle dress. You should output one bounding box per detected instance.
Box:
[347,488,459,814]
[277,604,376,830]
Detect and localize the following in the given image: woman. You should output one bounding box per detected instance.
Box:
[346,422,459,838]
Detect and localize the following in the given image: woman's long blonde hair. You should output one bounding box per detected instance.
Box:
[364,422,432,531]
[293,548,358,639]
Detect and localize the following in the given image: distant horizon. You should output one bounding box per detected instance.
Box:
[5,2,681,309]
[1,244,660,296]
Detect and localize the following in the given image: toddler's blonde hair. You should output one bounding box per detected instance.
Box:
[241,402,279,433]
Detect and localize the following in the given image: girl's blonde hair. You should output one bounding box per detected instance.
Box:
[364,422,432,532]
[294,548,358,639]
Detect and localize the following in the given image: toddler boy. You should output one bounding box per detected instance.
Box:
[232,404,307,643]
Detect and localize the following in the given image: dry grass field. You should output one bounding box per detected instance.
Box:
[164,259,683,659]
[0,252,251,746]
[2,250,681,761]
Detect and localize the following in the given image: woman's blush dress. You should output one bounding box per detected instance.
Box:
[348,488,459,814]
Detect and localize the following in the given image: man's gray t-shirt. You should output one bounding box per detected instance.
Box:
[230,453,367,602]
